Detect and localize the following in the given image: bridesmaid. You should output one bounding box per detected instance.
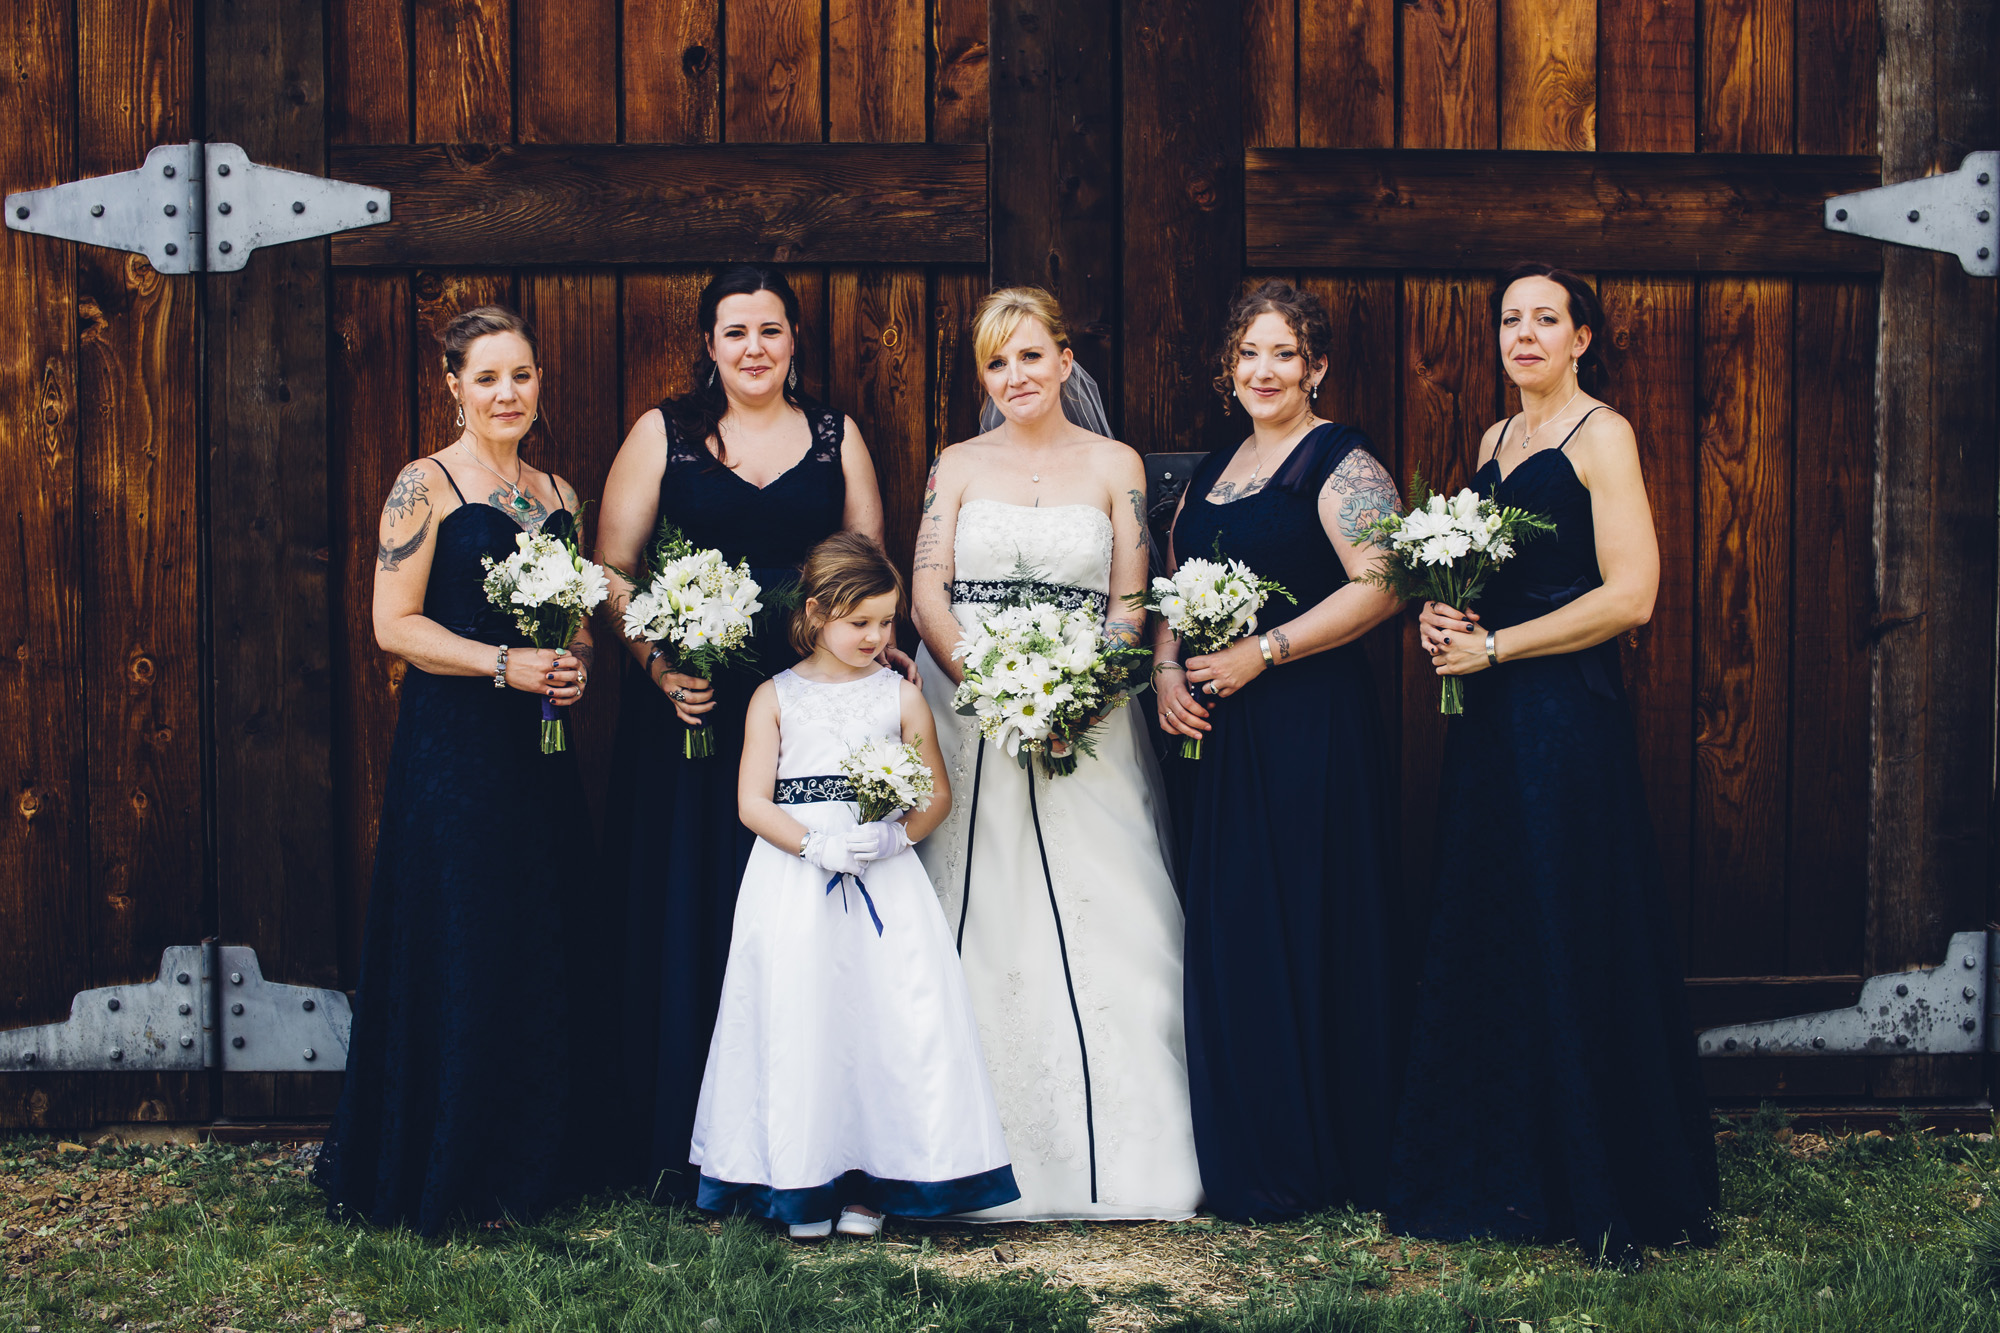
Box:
[1388,263,1717,1256]
[318,306,594,1233]
[1155,279,1405,1221]
[596,264,911,1202]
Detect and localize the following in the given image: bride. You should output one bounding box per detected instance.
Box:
[911,286,1203,1220]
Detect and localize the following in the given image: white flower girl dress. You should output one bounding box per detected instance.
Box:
[690,666,1019,1223]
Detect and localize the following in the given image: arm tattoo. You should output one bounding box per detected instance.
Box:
[1270,627,1292,661]
[913,459,948,572]
[376,510,432,572]
[1105,617,1144,649]
[384,463,429,520]
[568,641,595,668]
[921,459,941,515]
[1127,489,1149,550]
[1325,449,1401,543]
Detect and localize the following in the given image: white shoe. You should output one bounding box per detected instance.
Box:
[836,1207,884,1238]
[788,1219,833,1241]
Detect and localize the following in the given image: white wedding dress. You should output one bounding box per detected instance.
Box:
[916,499,1204,1220]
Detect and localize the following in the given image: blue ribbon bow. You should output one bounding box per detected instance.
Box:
[825,872,886,936]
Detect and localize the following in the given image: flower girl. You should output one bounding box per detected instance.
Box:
[690,533,1020,1239]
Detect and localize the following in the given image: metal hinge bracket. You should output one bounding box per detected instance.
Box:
[1824,151,1997,277]
[4,141,389,274]
[1699,930,1992,1058]
[0,945,352,1073]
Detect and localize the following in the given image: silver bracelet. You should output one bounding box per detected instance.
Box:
[1258,634,1274,667]
[492,644,509,689]
[798,830,812,859]
[1485,630,1499,668]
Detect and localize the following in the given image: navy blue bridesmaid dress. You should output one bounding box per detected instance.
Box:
[1170,423,1396,1222]
[610,403,847,1201]
[317,471,591,1235]
[1386,412,1718,1257]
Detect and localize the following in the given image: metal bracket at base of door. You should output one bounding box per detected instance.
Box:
[4,141,389,274]
[0,945,351,1074]
[1699,930,1994,1058]
[1824,151,1997,277]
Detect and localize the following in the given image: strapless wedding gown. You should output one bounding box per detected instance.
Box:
[916,499,1203,1220]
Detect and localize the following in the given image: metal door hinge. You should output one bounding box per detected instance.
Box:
[4,141,389,274]
[1824,151,1997,277]
[1699,930,1992,1058]
[0,945,351,1073]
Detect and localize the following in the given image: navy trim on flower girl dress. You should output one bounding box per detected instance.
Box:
[698,1163,1020,1225]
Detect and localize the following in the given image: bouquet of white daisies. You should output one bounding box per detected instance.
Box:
[617,522,767,758]
[839,736,935,825]
[481,528,610,753]
[951,593,1152,779]
[1355,471,1556,715]
[1124,544,1292,759]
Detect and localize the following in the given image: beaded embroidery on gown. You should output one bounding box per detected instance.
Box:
[915,500,1203,1220]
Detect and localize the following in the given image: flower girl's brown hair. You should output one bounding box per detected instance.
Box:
[789,532,906,658]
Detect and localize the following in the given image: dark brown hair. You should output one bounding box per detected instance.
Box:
[1212,278,1334,404]
[789,532,905,658]
[1492,262,1615,394]
[667,265,808,468]
[440,305,540,375]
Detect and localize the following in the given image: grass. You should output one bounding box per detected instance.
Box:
[2,1108,1998,1332]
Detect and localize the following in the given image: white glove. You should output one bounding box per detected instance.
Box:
[847,820,913,864]
[801,829,866,878]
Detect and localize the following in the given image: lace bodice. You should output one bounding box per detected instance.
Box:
[951,501,1114,627]
[772,667,903,779]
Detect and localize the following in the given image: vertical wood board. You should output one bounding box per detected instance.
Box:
[1598,0,1697,152]
[1299,0,1392,149]
[830,0,924,142]
[1400,0,1498,149]
[623,0,722,143]
[1500,0,1596,150]
[519,0,617,143]
[414,0,514,143]
[726,0,824,142]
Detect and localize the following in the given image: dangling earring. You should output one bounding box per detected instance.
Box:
[454,400,464,428]
[1309,380,1320,403]
[707,363,718,389]
[787,362,799,392]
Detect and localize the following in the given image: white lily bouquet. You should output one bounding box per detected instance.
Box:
[480,528,610,753]
[951,585,1152,779]
[1355,472,1556,715]
[839,736,935,825]
[1123,545,1292,759]
[618,522,766,758]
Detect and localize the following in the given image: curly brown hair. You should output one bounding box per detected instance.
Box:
[1211,279,1333,404]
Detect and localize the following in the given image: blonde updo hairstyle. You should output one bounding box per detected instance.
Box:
[972,286,1073,370]
[788,531,907,658]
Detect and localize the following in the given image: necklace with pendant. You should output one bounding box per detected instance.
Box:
[467,443,533,512]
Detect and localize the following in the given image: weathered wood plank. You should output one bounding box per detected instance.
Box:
[931,269,986,451]
[1299,0,1392,148]
[1398,275,1498,940]
[1123,0,1241,452]
[329,144,988,266]
[0,0,84,1052]
[414,0,512,143]
[1692,277,1791,978]
[726,0,823,143]
[623,0,720,143]
[1243,0,1294,149]
[1702,0,1792,153]
[990,0,1117,392]
[330,0,410,144]
[1400,0,1497,149]
[784,266,829,406]
[519,0,615,143]
[620,271,710,426]
[1797,0,1876,155]
[1787,279,1873,978]
[330,273,411,986]
[1598,0,1696,152]
[1500,0,1595,150]
[830,0,924,142]
[1601,277,1698,967]
[1244,149,1881,272]
[831,268,927,573]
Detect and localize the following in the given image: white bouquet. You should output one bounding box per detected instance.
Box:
[951,599,1152,778]
[480,528,610,753]
[618,524,766,758]
[839,736,935,825]
[1355,471,1555,715]
[1124,545,1292,759]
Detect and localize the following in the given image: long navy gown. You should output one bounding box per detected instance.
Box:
[1171,423,1396,1222]
[317,472,591,1235]
[611,403,847,1202]
[1386,413,1718,1257]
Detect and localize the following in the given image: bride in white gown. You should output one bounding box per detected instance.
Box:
[911,287,1203,1220]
